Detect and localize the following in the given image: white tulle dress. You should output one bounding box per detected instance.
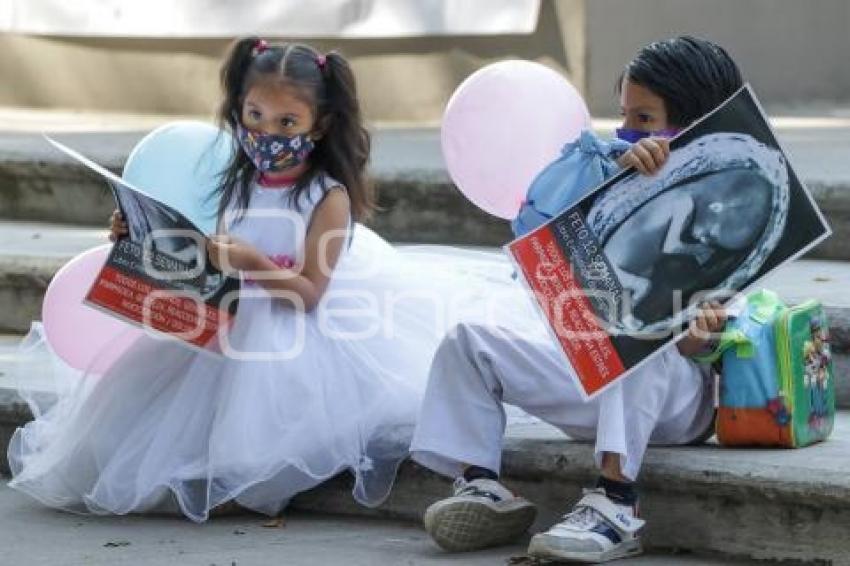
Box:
[7,172,543,522]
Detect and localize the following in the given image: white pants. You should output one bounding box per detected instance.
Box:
[410,323,714,481]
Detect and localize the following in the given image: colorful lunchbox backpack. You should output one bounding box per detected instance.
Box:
[694,289,835,447]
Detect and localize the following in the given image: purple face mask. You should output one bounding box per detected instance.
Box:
[615,127,681,143]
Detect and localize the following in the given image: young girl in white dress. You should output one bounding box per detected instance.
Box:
[7,38,537,522]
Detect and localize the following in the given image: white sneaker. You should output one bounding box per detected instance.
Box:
[423,477,537,552]
[527,488,644,563]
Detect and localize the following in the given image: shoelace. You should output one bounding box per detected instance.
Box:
[453,478,502,502]
[559,505,599,530]
[452,477,469,493]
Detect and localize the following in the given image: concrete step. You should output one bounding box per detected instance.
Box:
[0,219,848,409]
[290,414,850,564]
[2,119,850,257]
[0,129,511,248]
[0,352,846,563]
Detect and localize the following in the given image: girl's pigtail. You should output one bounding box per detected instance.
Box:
[214,37,263,222]
[319,51,374,221]
[219,36,262,131]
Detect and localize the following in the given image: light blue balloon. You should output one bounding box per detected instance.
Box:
[122,121,235,235]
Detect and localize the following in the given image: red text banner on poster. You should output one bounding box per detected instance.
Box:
[86,266,229,348]
[509,226,626,396]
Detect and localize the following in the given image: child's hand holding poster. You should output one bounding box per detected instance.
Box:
[507,85,831,399]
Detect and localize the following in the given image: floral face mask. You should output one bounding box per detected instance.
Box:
[234,120,315,172]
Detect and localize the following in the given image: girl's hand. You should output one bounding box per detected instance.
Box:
[206,235,263,274]
[678,301,727,357]
[108,209,128,242]
[617,137,670,175]
[239,188,350,313]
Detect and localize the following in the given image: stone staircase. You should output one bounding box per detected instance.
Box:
[1,116,849,563]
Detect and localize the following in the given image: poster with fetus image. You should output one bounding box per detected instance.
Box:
[46,137,240,354]
[508,84,831,399]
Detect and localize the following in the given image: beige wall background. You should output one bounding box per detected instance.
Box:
[583,0,850,116]
[1,0,847,121]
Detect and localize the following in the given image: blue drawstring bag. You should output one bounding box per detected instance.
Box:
[511,130,630,237]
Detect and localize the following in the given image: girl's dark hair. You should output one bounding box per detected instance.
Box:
[214,37,374,222]
[618,36,743,128]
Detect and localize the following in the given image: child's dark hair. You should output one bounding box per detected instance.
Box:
[618,36,743,128]
[215,37,374,222]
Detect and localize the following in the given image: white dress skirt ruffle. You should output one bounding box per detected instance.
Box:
[7,174,545,522]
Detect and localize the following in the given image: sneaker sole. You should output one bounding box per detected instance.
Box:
[423,497,537,552]
[527,534,643,563]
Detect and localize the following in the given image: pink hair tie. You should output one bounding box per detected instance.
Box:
[316,54,327,70]
[253,39,269,56]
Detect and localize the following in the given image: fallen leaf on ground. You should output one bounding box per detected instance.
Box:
[262,517,286,528]
[507,556,546,565]
[103,540,131,547]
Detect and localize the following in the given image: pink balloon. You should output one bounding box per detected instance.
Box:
[441,60,590,219]
[42,245,144,374]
